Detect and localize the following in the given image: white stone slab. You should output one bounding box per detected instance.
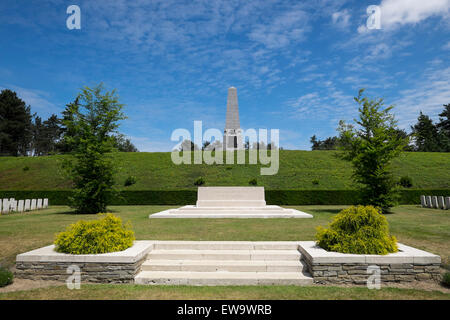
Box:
[437,196,445,209]
[445,197,450,210]
[16,241,154,263]
[43,198,49,208]
[24,199,31,211]
[10,200,17,212]
[420,195,426,207]
[30,199,37,210]
[37,199,43,209]
[426,196,432,208]
[197,187,266,207]
[18,200,24,212]
[298,241,440,264]
[431,196,439,209]
[2,199,9,213]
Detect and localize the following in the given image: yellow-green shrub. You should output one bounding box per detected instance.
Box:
[54,213,135,254]
[316,205,398,255]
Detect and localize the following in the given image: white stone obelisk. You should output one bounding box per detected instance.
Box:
[223,87,243,150]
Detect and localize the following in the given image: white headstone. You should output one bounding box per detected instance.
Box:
[420,195,426,207]
[426,196,432,208]
[2,199,9,213]
[37,199,43,209]
[24,199,31,211]
[18,200,24,212]
[438,196,445,209]
[431,196,439,209]
[30,199,37,210]
[445,197,450,210]
[11,200,17,212]
[43,198,49,208]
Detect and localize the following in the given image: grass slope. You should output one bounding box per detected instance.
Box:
[0,151,449,190]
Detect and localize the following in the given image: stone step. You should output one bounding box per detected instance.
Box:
[178,205,285,211]
[147,249,301,261]
[152,241,301,250]
[141,259,305,272]
[151,212,311,218]
[134,271,313,286]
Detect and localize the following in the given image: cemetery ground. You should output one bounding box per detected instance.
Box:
[0,205,449,300]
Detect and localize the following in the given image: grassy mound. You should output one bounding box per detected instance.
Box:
[0,151,449,190]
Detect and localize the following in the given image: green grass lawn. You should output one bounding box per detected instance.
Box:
[1,151,449,190]
[1,284,449,300]
[0,205,449,299]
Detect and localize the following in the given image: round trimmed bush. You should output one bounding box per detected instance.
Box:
[316,205,398,255]
[54,213,135,254]
[399,176,413,188]
[194,177,205,186]
[124,175,137,187]
[0,266,13,287]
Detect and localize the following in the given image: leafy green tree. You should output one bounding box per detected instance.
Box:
[61,84,126,214]
[437,103,450,152]
[32,116,45,156]
[112,134,139,152]
[310,135,339,150]
[42,114,64,154]
[0,89,33,156]
[337,89,407,213]
[411,112,442,152]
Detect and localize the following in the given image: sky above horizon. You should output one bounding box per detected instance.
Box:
[1,0,449,151]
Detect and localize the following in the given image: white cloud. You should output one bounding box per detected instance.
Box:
[443,41,450,50]
[0,85,58,116]
[332,10,351,29]
[391,66,450,129]
[248,9,310,49]
[379,0,450,29]
[356,0,449,33]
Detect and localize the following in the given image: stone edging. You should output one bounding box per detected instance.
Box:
[15,241,153,283]
[298,241,441,284]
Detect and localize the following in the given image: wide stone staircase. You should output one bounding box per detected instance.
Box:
[134,241,313,285]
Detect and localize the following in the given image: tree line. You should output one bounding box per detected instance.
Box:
[310,103,450,152]
[0,89,138,156]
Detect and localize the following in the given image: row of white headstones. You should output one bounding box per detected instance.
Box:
[1,198,49,214]
[420,195,450,210]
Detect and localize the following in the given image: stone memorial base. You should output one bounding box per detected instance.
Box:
[150,187,313,219]
[16,241,441,286]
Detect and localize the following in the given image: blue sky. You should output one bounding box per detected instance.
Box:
[1,0,449,151]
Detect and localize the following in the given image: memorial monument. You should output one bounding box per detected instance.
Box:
[223,87,244,151]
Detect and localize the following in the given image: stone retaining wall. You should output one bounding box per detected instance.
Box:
[301,260,441,284]
[298,241,441,285]
[15,241,152,284]
[15,260,145,283]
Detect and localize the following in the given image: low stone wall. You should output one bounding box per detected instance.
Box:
[15,241,153,284]
[16,260,145,283]
[298,241,441,285]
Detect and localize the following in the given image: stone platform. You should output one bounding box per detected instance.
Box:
[150,187,313,218]
[16,241,441,286]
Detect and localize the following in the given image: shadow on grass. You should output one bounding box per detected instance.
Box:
[54,208,120,215]
[306,208,342,215]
